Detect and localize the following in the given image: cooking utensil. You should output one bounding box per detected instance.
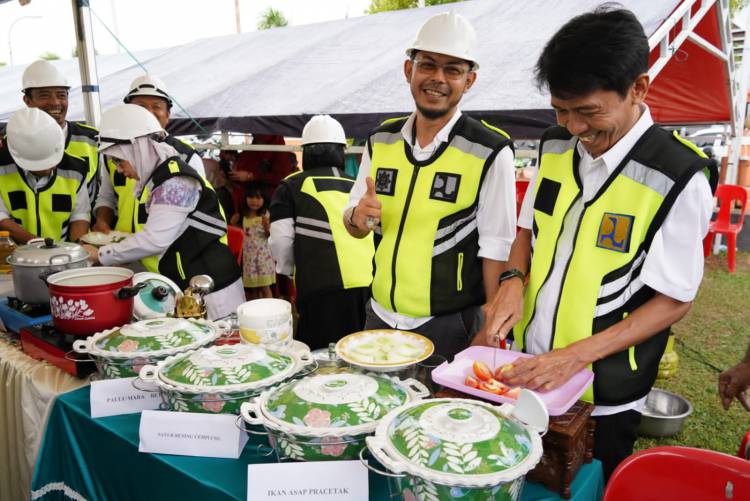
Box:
[637,388,693,437]
[132,272,181,320]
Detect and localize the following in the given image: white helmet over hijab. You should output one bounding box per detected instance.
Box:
[98,104,165,152]
[124,75,173,107]
[301,115,347,145]
[7,107,65,172]
[22,60,70,91]
[406,12,479,70]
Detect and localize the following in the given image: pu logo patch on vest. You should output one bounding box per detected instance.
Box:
[375,168,397,196]
[430,172,461,203]
[596,212,635,253]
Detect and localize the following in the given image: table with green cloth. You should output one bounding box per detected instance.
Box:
[31,386,604,500]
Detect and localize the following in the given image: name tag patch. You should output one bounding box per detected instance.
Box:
[597,212,634,253]
[430,172,461,203]
[374,168,397,196]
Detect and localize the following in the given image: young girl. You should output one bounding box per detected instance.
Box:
[231,183,275,299]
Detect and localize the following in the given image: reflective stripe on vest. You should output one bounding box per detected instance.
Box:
[369,123,503,317]
[0,163,82,240]
[514,130,706,404]
[298,175,374,290]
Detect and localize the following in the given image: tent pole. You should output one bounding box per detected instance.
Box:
[72,0,101,128]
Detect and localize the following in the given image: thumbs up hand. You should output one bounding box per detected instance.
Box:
[352,176,381,232]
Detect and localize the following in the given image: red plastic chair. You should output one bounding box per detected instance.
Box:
[515,179,530,217]
[703,184,748,273]
[227,225,243,265]
[603,446,750,501]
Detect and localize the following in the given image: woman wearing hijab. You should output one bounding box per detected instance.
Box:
[85,104,243,319]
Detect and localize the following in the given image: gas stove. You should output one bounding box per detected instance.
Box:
[19,322,95,378]
[0,297,52,334]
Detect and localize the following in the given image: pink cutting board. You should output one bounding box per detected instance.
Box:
[431,345,594,416]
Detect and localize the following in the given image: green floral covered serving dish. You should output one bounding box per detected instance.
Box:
[365,395,548,501]
[72,318,224,379]
[240,371,429,461]
[139,343,313,414]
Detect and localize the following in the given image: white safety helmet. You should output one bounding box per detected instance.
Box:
[7,107,65,172]
[124,75,173,107]
[98,104,165,152]
[301,115,347,145]
[22,60,70,91]
[406,12,479,70]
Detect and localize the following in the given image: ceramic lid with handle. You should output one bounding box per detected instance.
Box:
[73,317,221,359]
[245,372,430,437]
[132,272,181,320]
[7,238,89,266]
[366,394,547,488]
[143,343,311,393]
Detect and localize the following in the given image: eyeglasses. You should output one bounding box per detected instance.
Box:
[412,57,471,80]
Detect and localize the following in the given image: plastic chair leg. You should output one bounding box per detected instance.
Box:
[727,233,737,273]
[703,232,715,258]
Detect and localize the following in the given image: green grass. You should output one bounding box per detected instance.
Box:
[634,251,750,454]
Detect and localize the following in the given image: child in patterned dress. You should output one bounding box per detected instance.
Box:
[230,183,275,299]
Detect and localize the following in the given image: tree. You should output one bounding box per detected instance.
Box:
[731,0,749,16]
[0,62,6,68]
[39,52,60,61]
[366,0,460,15]
[257,7,288,30]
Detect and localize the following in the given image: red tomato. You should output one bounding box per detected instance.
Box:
[479,378,511,395]
[505,387,522,400]
[494,363,514,381]
[472,361,493,381]
[464,375,479,388]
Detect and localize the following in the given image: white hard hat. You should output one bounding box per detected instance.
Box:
[124,75,173,106]
[7,107,65,172]
[22,60,70,91]
[406,12,479,70]
[99,104,165,151]
[301,115,346,145]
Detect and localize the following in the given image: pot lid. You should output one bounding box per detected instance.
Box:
[157,343,298,393]
[7,238,89,266]
[84,318,219,359]
[259,372,411,436]
[132,272,181,320]
[376,398,542,484]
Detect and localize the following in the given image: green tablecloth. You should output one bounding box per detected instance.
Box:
[31,386,604,500]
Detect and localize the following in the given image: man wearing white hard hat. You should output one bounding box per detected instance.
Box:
[93,74,204,235]
[0,108,91,244]
[86,104,243,320]
[21,59,100,204]
[269,115,374,349]
[343,12,517,358]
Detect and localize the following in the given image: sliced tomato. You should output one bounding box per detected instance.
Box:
[479,378,511,395]
[494,363,515,381]
[472,360,493,381]
[505,387,522,400]
[464,375,480,388]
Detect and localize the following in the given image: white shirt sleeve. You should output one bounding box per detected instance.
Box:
[476,146,516,261]
[188,152,207,178]
[518,168,538,230]
[94,162,117,211]
[69,181,91,222]
[0,193,10,221]
[640,172,714,302]
[269,218,295,276]
[347,144,372,210]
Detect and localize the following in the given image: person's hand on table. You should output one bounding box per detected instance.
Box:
[504,346,588,392]
[81,243,100,264]
[91,220,112,234]
[228,170,253,183]
[719,360,750,411]
[352,177,381,231]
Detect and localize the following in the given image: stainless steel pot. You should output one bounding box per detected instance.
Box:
[638,388,693,437]
[6,238,90,304]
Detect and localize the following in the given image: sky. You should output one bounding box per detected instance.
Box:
[0,0,373,67]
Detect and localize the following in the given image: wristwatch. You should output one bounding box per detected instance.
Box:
[499,268,525,285]
[346,206,358,228]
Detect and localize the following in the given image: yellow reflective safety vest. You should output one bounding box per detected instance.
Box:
[134,157,237,290]
[0,147,88,241]
[369,115,512,317]
[107,136,199,233]
[514,125,717,405]
[65,121,99,202]
[271,167,374,302]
